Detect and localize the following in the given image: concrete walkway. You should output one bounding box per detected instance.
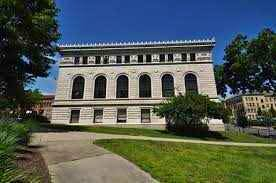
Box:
[32,131,276,147]
[30,132,276,183]
[30,135,158,183]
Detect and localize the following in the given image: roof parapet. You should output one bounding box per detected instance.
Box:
[58,38,215,49]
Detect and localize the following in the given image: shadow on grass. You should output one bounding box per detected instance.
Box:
[38,123,229,141]
[156,130,229,140]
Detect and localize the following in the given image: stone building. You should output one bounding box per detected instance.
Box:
[225,93,276,121]
[51,39,218,127]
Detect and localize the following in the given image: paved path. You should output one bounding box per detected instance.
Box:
[30,132,276,183]
[30,135,158,183]
[32,131,276,147]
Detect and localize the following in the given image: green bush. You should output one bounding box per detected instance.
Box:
[154,93,229,132]
[0,119,40,183]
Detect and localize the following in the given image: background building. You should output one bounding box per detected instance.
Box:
[33,95,55,120]
[52,39,218,127]
[225,93,276,121]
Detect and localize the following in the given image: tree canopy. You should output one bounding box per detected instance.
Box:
[153,93,230,131]
[0,0,60,102]
[216,28,276,97]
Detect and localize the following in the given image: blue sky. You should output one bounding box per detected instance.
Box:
[32,0,276,94]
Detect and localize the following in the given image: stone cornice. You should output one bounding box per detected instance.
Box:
[59,38,216,52]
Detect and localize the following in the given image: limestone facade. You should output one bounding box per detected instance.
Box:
[52,39,218,126]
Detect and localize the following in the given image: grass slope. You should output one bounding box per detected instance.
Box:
[96,139,276,183]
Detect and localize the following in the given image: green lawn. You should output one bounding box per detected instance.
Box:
[42,124,276,144]
[96,139,276,183]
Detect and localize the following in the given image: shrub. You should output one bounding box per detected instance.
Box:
[0,119,40,183]
[154,93,229,132]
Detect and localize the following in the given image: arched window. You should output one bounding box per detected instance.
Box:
[139,74,151,97]
[162,74,174,97]
[94,76,107,98]
[185,73,198,94]
[116,75,129,98]
[71,76,85,99]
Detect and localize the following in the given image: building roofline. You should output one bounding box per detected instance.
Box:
[58,38,216,50]
[225,93,276,101]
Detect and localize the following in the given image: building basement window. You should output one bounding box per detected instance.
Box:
[70,110,80,123]
[141,109,151,123]
[117,108,127,123]
[94,109,103,123]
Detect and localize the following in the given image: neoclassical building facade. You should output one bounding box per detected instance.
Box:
[51,39,218,127]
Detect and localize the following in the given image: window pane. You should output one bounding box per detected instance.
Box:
[190,53,196,61]
[72,76,85,99]
[138,55,143,63]
[116,75,129,98]
[116,56,122,63]
[117,109,127,123]
[70,110,80,123]
[94,76,107,98]
[168,54,173,62]
[141,109,150,123]
[95,56,101,64]
[103,56,109,64]
[162,74,174,97]
[83,56,88,64]
[74,57,80,64]
[94,109,103,123]
[139,75,151,97]
[159,54,165,62]
[181,53,187,61]
[146,54,152,63]
[124,55,130,63]
[185,74,198,94]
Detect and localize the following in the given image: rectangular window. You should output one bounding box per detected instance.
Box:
[141,109,151,123]
[103,56,109,64]
[190,53,196,61]
[138,55,143,63]
[94,109,103,123]
[70,110,80,123]
[74,57,80,64]
[146,54,152,63]
[95,56,101,64]
[181,53,187,61]
[124,55,130,63]
[83,56,88,64]
[168,54,174,62]
[117,108,127,123]
[159,54,165,62]
[116,56,122,63]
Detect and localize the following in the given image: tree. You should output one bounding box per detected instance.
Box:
[153,93,229,132]
[19,89,43,113]
[214,65,227,97]
[0,0,60,103]
[217,28,276,97]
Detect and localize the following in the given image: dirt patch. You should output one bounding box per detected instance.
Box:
[15,147,50,183]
